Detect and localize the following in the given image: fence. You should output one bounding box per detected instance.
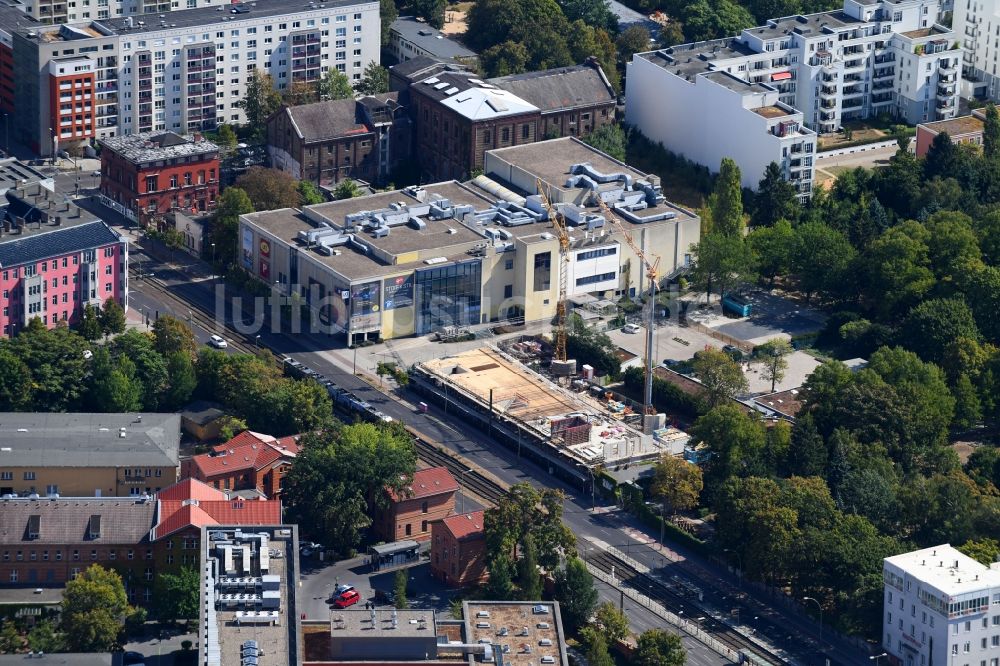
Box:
[816,138,899,158]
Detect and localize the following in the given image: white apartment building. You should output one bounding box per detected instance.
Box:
[625,62,818,198]
[883,545,1000,666]
[11,0,380,155]
[625,0,960,196]
[953,0,1000,99]
[15,0,247,27]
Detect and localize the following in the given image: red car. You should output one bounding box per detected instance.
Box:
[333,589,361,608]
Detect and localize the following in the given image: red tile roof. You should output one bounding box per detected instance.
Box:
[388,466,459,502]
[152,497,282,540]
[441,511,485,540]
[157,478,227,502]
[192,430,295,479]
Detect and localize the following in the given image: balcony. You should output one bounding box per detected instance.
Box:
[819,110,836,121]
[844,58,865,70]
[936,98,955,110]
[819,85,838,97]
[842,86,864,97]
[872,93,893,105]
[939,61,958,75]
[873,68,894,80]
[842,98,863,110]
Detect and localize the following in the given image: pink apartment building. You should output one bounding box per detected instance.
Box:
[0,181,127,337]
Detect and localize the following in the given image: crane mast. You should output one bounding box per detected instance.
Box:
[535,178,571,363]
[595,196,661,432]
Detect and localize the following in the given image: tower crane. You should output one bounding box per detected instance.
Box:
[535,177,571,363]
[595,195,661,433]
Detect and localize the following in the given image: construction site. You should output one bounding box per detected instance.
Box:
[413,345,682,483]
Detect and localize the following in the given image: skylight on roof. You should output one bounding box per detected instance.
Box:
[486,98,509,112]
[422,77,440,84]
[433,82,449,90]
[444,86,460,95]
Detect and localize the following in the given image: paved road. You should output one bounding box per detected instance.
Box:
[92,207,868,666]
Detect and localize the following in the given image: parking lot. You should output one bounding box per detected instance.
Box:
[297,549,464,620]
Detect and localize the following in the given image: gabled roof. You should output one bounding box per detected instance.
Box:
[487,62,616,113]
[441,510,485,540]
[439,86,538,120]
[388,466,459,502]
[0,498,156,545]
[157,477,228,502]
[192,430,299,479]
[151,497,282,540]
[280,99,371,143]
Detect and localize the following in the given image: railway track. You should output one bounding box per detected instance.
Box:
[587,551,787,665]
[411,435,507,506]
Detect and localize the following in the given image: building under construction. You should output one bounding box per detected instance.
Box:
[412,346,679,483]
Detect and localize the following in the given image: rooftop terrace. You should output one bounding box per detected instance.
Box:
[100,131,219,166]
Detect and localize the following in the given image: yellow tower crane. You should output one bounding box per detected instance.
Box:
[535,177,571,363]
[595,195,661,432]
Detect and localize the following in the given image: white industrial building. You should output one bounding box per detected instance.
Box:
[625,0,960,197]
[11,0,380,155]
[883,544,1000,666]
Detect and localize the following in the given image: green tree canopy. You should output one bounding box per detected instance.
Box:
[298,180,325,205]
[710,157,745,236]
[99,298,127,337]
[749,218,795,286]
[690,404,768,484]
[238,71,282,136]
[77,304,103,341]
[552,557,597,633]
[379,0,398,46]
[752,161,800,227]
[651,454,703,514]
[355,62,389,96]
[334,178,362,200]
[318,69,354,100]
[593,601,630,645]
[899,298,980,366]
[62,565,133,652]
[110,330,168,410]
[634,628,686,666]
[89,347,142,413]
[152,315,197,358]
[215,124,238,150]
[690,232,756,301]
[282,424,417,553]
[7,322,90,411]
[154,567,200,621]
[754,338,793,392]
[235,166,303,211]
[791,221,855,303]
[690,347,749,407]
[583,123,626,162]
[985,104,1000,160]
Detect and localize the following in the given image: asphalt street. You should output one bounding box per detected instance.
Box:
[86,200,869,666]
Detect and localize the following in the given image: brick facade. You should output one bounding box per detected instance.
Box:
[430,511,487,588]
[375,467,458,543]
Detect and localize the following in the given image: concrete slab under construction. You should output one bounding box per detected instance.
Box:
[419,347,669,467]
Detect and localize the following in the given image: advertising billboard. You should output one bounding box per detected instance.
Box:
[241,228,253,269]
[351,281,381,316]
[259,237,271,258]
[383,274,414,310]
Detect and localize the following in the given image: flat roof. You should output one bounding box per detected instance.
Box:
[390,16,476,60]
[99,131,218,166]
[703,69,772,94]
[463,601,568,666]
[0,159,50,192]
[330,608,436,637]
[0,413,180,468]
[920,114,984,137]
[753,104,792,118]
[885,545,1000,597]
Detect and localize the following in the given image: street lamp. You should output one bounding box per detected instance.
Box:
[254,334,261,349]
[870,652,888,666]
[803,596,823,644]
[211,242,216,281]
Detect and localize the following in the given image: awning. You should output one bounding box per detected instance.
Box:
[771,71,793,81]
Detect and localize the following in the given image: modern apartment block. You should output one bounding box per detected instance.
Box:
[9,0,379,155]
[238,137,699,344]
[954,0,1000,99]
[882,544,1000,666]
[626,0,960,196]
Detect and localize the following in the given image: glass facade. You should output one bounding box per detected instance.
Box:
[414,259,482,335]
[533,251,551,292]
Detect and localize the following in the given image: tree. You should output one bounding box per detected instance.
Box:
[215,124,238,150]
[650,455,703,514]
[110,330,169,410]
[466,0,574,72]
[334,178,362,200]
[99,297,127,337]
[966,266,1000,345]
[27,621,64,654]
[709,157,745,236]
[485,483,576,573]
[212,187,255,267]
[0,621,20,653]
[616,25,651,63]
[553,557,597,633]
[77,303,103,340]
[752,161,799,227]
[8,323,90,411]
[517,534,543,600]
[749,218,794,286]
[165,351,197,410]
[90,348,143,412]
[985,104,1000,161]
[298,180,325,205]
[238,70,282,133]
[634,628,686,666]
[583,123,626,162]
[379,0,398,45]
[480,40,531,77]
[154,567,200,621]
[152,315,197,358]
[484,553,517,600]
[924,131,958,181]
[355,62,389,96]
[318,68,354,101]
[690,232,756,301]
[958,538,1000,566]
[690,405,768,484]
[566,314,620,377]
[235,166,303,211]
[580,627,615,666]
[691,347,748,406]
[560,0,617,31]
[0,347,34,410]
[593,602,630,645]
[787,413,827,477]
[860,222,935,319]
[282,80,319,106]
[791,221,855,303]
[393,569,409,609]
[62,565,134,652]
[282,424,416,553]
[754,338,793,392]
[899,298,980,366]
[413,0,446,27]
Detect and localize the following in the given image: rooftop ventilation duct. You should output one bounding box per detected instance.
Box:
[568,162,634,189]
[472,174,526,206]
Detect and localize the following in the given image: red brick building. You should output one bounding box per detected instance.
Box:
[430,510,487,587]
[48,56,96,149]
[915,109,986,158]
[181,430,300,498]
[98,130,220,225]
[0,478,280,605]
[376,467,457,543]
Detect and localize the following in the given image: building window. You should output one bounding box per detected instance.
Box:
[23,472,35,480]
[422,520,428,532]
[405,523,412,536]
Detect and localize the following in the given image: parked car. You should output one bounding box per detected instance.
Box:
[335,584,355,596]
[333,589,361,608]
[208,334,228,349]
[622,323,641,334]
[722,344,744,362]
